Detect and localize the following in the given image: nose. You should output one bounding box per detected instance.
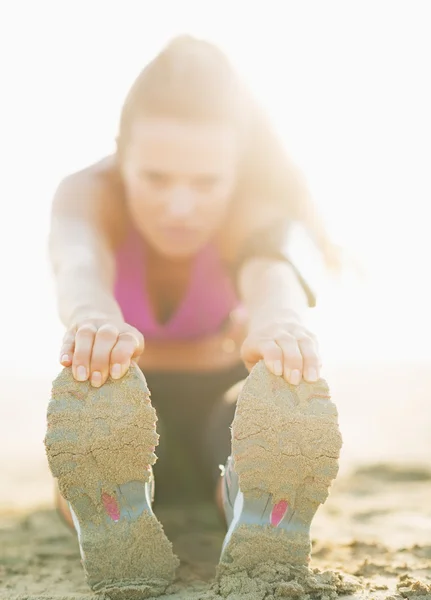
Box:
[166,185,196,218]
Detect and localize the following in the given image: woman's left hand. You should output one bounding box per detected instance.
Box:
[241,314,321,385]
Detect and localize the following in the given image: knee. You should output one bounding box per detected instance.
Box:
[222,379,246,406]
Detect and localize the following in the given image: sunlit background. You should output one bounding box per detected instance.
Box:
[0,1,430,507]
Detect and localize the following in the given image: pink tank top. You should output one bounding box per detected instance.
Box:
[114,228,240,340]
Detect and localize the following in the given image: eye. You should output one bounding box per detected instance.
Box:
[193,175,221,192]
[142,171,171,187]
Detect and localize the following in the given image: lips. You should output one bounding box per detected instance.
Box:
[161,225,199,242]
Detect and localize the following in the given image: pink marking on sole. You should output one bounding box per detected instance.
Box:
[270,500,289,527]
[101,493,120,521]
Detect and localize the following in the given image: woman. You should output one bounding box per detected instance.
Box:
[45,35,342,598]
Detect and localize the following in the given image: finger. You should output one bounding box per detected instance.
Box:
[60,327,76,366]
[300,328,319,347]
[241,338,284,376]
[276,334,303,385]
[298,335,321,382]
[90,324,120,387]
[110,332,143,379]
[72,324,97,382]
[130,330,145,358]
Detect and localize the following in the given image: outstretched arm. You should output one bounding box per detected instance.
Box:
[49,158,144,386]
[50,176,121,326]
[238,257,320,386]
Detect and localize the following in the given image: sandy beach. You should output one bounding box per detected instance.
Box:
[1,2,430,597]
[1,361,430,599]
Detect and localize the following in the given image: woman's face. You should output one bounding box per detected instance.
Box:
[120,117,239,259]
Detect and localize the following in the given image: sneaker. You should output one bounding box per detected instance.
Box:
[219,361,342,569]
[45,365,179,599]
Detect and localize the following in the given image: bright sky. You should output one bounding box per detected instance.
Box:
[0,1,430,378]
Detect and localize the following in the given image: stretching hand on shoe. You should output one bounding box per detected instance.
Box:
[239,259,321,385]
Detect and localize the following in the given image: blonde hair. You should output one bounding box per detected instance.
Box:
[117,35,340,269]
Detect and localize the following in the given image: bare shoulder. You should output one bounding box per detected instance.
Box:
[52,155,126,247]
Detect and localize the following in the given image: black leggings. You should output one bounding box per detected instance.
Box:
[144,363,248,505]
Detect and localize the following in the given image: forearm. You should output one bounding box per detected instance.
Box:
[54,262,123,327]
[49,218,122,327]
[238,258,309,331]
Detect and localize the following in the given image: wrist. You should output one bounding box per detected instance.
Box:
[248,306,303,333]
[68,304,124,327]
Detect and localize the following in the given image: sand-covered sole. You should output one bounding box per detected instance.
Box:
[219,361,342,570]
[44,365,179,599]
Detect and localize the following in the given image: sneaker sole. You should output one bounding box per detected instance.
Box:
[45,365,179,599]
[219,361,342,569]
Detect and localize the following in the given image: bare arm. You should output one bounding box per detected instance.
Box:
[238,258,320,386]
[49,158,144,386]
[238,259,308,326]
[49,168,122,326]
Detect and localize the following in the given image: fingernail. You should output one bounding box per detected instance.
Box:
[76,366,87,382]
[290,369,302,385]
[306,368,318,382]
[273,360,283,377]
[111,364,122,379]
[61,354,70,364]
[91,371,102,387]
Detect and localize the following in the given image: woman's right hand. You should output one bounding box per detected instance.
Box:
[59,318,145,388]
